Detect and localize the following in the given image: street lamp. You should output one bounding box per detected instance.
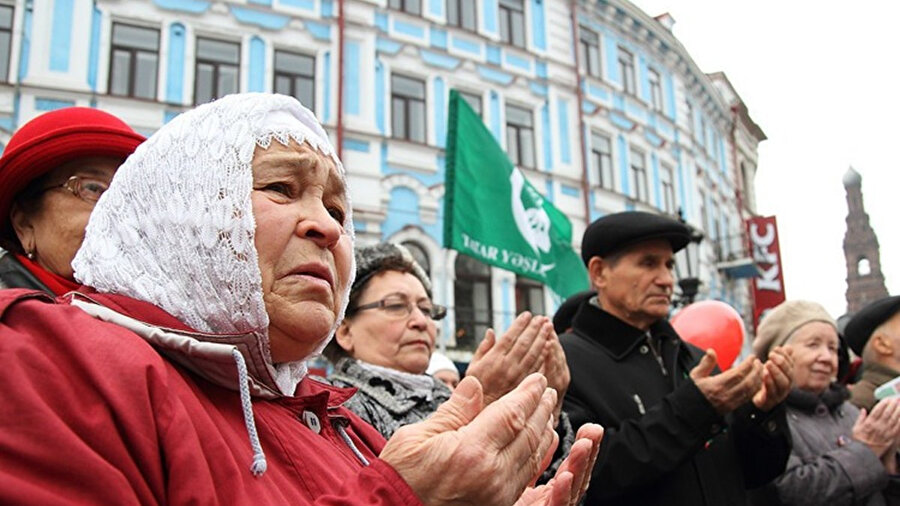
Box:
[674,208,704,307]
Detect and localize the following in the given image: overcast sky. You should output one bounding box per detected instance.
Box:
[630,0,898,318]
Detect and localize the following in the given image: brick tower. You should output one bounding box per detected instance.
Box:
[843,167,888,313]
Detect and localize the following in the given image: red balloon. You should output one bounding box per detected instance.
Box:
[670,300,745,370]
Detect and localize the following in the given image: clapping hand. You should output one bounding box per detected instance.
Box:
[752,346,794,412]
[466,312,553,406]
[381,373,560,505]
[690,349,764,415]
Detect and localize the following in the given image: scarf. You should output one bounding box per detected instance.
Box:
[15,253,80,296]
[72,93,355,396]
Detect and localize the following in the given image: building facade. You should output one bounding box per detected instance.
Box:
[0,0,764,359]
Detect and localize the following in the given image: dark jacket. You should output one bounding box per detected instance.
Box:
[849,363,900,412]
[560,300,791,505]
[0,250,51,293]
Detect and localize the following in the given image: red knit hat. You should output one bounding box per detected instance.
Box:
[0,107,145,240]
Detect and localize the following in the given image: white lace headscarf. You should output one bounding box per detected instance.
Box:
[73,93,355,393]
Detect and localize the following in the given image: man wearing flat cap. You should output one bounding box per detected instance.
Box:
[847,295,900,411]
[560,211,794,505]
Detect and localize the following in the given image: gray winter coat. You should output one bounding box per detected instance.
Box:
[771,385,900,506]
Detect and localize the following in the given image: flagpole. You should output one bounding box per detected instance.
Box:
[440,248,451,353]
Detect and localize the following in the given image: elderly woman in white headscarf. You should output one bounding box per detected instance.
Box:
[0,94,601,505]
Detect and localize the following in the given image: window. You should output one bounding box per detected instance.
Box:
[590,131,613,190]
[628,147,647,202]
[391,74,426,143]
[274,50,315,110]
[578,27,600,78]
[0,5,12,82]
[459,90,482,117]
[660,163,675,214]
[506,104,535,169]
[648,68,662,111]
[698,188,708,233]
[402,241,431,276]
[685,99,695,137]
[195,37,239,105]
[389,0,421,15]
[711,200,722,260]
[499,0,525,48]
[108,23,159,100]
[447,0,476,31]
[454,254,492,352]
[699,116,707,147]
[515,276,544,315]
[617,47,635,95]
[858,257,871,276]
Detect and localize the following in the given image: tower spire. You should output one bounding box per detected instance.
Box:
[843,167,888,313]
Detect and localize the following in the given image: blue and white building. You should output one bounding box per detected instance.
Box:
[0,0,766,358]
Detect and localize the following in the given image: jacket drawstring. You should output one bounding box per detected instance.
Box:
[333,420,370,466]
[232,348,268,476]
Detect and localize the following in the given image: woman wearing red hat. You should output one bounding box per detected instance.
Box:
[0,107,144,295]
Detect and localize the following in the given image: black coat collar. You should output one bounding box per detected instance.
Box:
[571,301,681,360]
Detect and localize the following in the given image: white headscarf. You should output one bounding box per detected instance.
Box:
[73,93,355,392]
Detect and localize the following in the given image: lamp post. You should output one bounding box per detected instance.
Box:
[674,208,704,307]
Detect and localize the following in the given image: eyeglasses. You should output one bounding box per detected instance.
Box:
[42,175,110,203]
[352,294,447,321]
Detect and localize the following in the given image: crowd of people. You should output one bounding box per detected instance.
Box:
[0,93,897,505]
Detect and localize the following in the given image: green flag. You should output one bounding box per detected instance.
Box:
[443,90,589,298]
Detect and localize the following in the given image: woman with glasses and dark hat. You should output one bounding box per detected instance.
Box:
[0,107,144,295]
[324,243,456,438]
[325,242,576,479]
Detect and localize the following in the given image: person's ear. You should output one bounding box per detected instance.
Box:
[9,202,36,255]
[872,333,894,357]
[588,256,607,290]
[335,321,354,354]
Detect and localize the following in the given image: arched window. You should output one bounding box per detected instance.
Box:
[402,241,430,276]
[858,257,871,276]
[454,254,492,352]
[515,275,544,315]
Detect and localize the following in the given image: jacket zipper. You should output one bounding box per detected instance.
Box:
[646,332,668,376]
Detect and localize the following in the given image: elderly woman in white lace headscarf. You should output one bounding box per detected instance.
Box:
[0,93,601,505]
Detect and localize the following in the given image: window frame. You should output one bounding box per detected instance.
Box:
[454,254,493,352]
[628,147,648,202]
[498,0,526,48]
[390,73,427,144]
[505,103,535,169]
[578,26,601,78]
[590,130,613,191]
[0,4,13,83]
[648,67,662,111]
[685,99,695,138]
[617,46,635,96]
[389,0,422,16]
[458,90,483,117]
[660,162,676,214]
[108,22,160,100]
[447,0,477,31]
[193,36,241,106]
[273,49,316,111]
[515,275,544,315]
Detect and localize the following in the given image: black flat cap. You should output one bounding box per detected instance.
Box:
[844,295,900,355]
[553,290,595,334]
[581,211,691,265]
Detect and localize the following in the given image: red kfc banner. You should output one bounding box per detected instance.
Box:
[746,216,786,332]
